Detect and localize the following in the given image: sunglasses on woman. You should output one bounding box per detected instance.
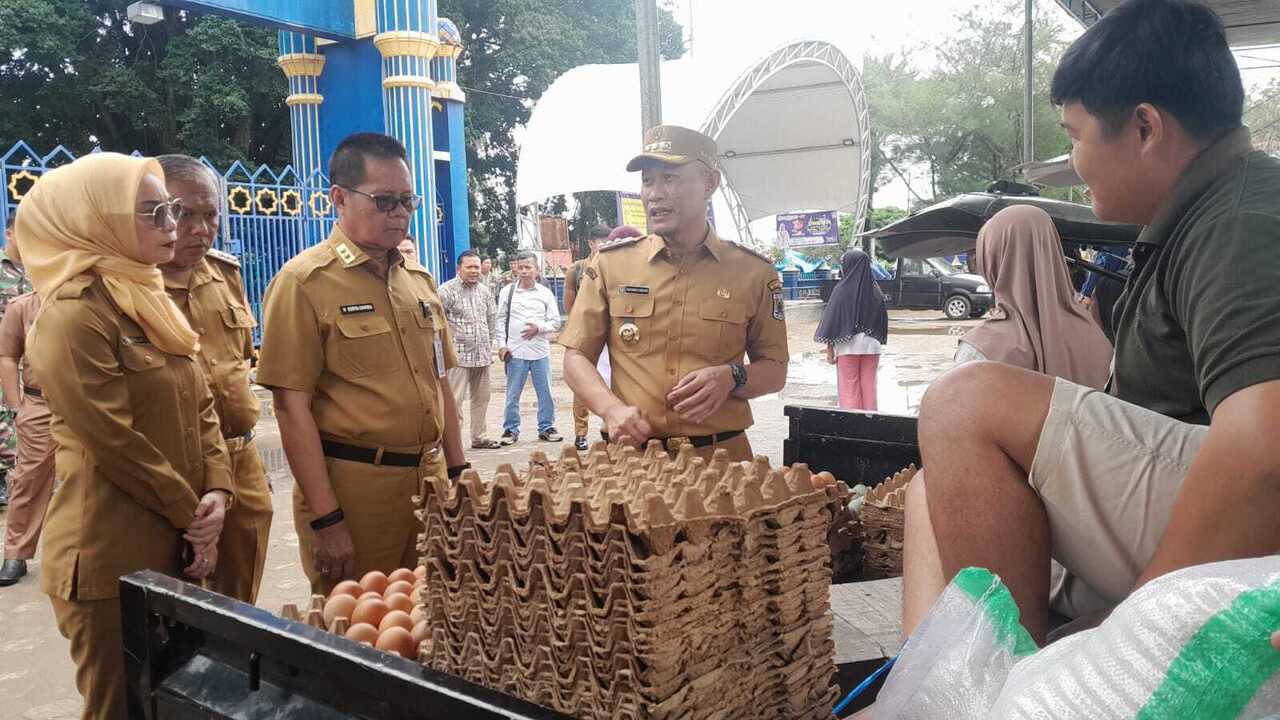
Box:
[338,186,423,213]
[136,198,184,230]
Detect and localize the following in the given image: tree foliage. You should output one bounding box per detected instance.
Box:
[0,0,288,166]
[1246,79,1280,157]
[864,1,1072,204]
[438,0,684,256]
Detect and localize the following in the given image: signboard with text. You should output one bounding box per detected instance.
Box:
[776,211,839,247]
[615,192,716,236]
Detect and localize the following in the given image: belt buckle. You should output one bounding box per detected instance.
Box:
[373,447,386,466]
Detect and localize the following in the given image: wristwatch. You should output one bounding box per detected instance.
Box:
[728,362,748,392]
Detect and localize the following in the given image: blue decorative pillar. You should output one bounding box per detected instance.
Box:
[374,0,442,276]
[276,32,326,188]
[435,18,470,262]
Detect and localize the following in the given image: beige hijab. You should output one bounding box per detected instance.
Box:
[960,205,1112,389]
[15,152,199,356]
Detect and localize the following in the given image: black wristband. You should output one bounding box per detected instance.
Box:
[447,463,472,480]
[309,508,345,531]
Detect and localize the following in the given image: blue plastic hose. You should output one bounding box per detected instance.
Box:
[832,656,897,717]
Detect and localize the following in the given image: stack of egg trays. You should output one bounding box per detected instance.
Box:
[414,441,843,720]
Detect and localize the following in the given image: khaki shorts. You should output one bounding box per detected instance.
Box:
[1031,377,1208,609]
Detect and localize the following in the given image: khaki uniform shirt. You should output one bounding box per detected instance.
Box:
[30,274,234,600]
[559,228,789,438]
[256,227,458,449]
[0,291,41,390]
[163,251,260,437]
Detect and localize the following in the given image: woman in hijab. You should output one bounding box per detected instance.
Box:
[815,248,889,411]
[17,153,234,720]
[955,205,1113,389]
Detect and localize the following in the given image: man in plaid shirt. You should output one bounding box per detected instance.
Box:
[438,250,501,449]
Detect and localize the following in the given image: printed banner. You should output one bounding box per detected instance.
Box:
[776,211,839,247]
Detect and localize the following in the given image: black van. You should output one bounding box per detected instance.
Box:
[877,257,992,319]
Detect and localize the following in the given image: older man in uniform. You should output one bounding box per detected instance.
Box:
[561,126,788,462]
[155,154,273,603]
[257,133,467,594]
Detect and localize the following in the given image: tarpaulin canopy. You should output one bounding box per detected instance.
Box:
[515,40,872,246]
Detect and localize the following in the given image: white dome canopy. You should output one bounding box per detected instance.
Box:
[515,40,871,246]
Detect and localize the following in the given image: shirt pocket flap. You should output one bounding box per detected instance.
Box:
[415,301,442,329]
[220,306,257,329]
[699,297,746,324]
[336,316,393,339]
[609,295,655,318]
[120,343,165,372]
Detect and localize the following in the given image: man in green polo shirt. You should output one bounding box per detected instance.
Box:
[899,0,1280,644]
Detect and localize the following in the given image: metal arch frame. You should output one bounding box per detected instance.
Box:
[1052,0,1105,27]
[700,40,873,249]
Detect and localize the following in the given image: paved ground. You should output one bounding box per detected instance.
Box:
[0,308,973,718]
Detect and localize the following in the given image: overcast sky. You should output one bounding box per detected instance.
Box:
[661,0,1280,211]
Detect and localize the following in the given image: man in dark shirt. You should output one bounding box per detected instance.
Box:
[900,0,1280,644]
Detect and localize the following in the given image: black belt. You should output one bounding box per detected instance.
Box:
[22,386,41,398]
[600,429,743,449]
[322,439,429,467]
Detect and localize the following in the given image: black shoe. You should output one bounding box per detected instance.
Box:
[499,431,518,446]
[0,559,27,586]
[574,436,588,451]
[539,428,564,443]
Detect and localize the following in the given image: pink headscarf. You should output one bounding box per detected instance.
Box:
[960,205,1113,389]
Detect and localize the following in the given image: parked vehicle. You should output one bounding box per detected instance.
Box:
[877,257,992,320]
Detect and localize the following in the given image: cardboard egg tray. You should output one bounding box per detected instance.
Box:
[860,464,917,579]
[413,440,846,720]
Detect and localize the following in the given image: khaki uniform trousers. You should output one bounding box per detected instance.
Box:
[572,394,590,438]
[447,365,492,443]
[294,448,446,596]
[50,595,126,720]
[3,394,55,559]
[207,438,272,603]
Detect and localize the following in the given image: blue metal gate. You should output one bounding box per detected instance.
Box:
[1,142,333,343]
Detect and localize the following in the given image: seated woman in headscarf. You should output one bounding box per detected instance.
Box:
[954,205,1113,390]
[815,248,889,411]
[18,153,234,720]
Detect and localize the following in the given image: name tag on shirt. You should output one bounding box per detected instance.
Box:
[340,303,375,315]
[433,331,447,378]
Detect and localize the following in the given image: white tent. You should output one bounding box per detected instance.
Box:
[515,40,871,248]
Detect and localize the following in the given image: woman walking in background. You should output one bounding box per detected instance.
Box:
[816,248,888,411]
[955,205,1112,389]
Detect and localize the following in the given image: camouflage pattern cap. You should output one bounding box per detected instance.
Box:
[625,125,720,172]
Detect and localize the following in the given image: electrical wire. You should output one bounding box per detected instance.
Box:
[832,656,897,717]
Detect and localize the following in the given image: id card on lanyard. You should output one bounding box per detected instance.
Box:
[433,331,447,378]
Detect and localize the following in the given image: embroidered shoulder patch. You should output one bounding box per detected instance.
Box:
[772,291,785,321]
[767,278,782,292]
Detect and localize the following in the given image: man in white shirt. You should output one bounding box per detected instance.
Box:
[495,251,562,444]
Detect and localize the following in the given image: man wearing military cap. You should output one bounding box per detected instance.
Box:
[560,125,789,462]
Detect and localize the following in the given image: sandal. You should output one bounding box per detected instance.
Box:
[471,439,501,449]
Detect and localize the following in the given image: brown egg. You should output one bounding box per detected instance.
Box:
[376,626,416,659]
[322,594,358,626]
[359,570,390,595]
[384,592,414,615]
[344,623,379,645]
[409,605,427,625]
[330,580,363,599]
[388,568,416,585]
[411,620,430,646]
[378,609,414,634]
[357,591,383,604]
[385,580,414,598]
[350,598,389,628]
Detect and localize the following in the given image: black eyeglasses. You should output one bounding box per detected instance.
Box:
[135,198,184,230]
[338,186,423,213]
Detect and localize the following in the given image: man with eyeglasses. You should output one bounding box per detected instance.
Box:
[151,154,273,604]
[257,132,467,595]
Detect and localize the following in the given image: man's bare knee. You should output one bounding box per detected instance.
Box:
[919,362,1053,472]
